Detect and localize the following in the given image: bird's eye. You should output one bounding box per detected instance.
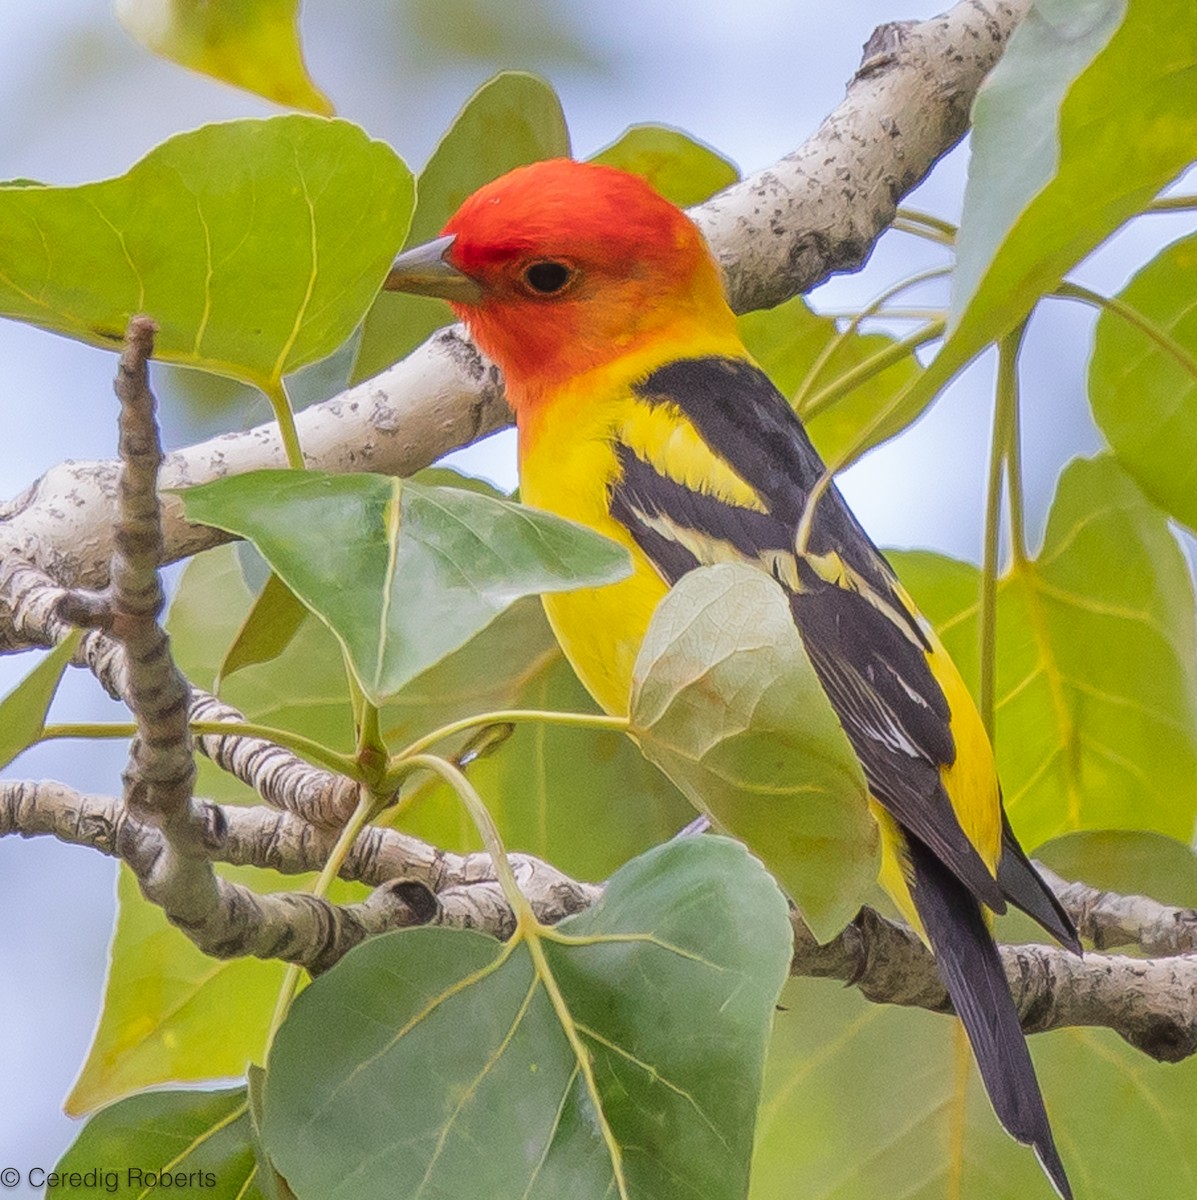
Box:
[522,260,574,295]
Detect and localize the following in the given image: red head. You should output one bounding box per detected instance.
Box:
[410,159,734,408]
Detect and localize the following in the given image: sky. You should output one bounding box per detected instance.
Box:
[0,0,1184,1182]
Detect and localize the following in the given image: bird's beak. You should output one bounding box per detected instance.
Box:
[383,234,483,303]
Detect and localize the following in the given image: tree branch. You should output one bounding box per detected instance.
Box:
[38,320,452,974]
[789,908,1197,1064]
[4,770,1195,1060]
[0,556,359,825]
[694,0,1029,310]
[0,0,1027,633]
[0,779,599,929]
[1035,861,1197,957]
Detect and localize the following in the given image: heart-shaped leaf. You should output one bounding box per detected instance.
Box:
[0,117,413,393]
[179,470,630,705]
[262,836,791,1200]
[629,563,878,941]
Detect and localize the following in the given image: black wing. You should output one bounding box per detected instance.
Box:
[616,355,1004,911]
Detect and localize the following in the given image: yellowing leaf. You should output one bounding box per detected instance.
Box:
[67,865,286,1115]
[752,836,1197,1199]
[893,455,1197,848]
[752,975,1197,1200]
[0,630,82,770]
[117,0,333,115]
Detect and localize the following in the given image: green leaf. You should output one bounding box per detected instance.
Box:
[407,0,601,71]
[409,72,569,248]
[629,563,878,941]
[353,72,569,383]
[0,117,413,392]
[752,837,1197,1198]
[891,455,1197,849]
[950,0,1126,331]
[0,629,82,770]
[1036,829,1197,908]
[116,0,333,115]
[1089,233,1197,531]
[168,545,688,879]
[168,544,354,813]
[738,294,926,466]
[262,837,791,1200]
[589,124,738,207]
[217,571,309,687]
[66,864,286,1115]
[395,598,693,880]
[751,974,1197,1199]
[56,1086,265,1199]
[944,0,1197,372]
[179,470,631,706]
[248,1066,298,1200]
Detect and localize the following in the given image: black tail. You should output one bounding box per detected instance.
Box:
[908,836,1073,1200]
[997,812,1082,954]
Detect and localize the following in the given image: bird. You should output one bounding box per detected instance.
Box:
[384,157,1080,1197]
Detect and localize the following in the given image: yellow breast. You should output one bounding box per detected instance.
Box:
[517,335,748,716]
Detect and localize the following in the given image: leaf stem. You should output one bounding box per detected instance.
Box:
[39,719,358,778]
[263,379,306,470]
[980,325,1025,740]
[391,708,629,774]
[40,722,138,741]
[799,319,946,421]
[1145,194,1197,213]
[265,786,375,1049]
[1004,354,1028,567]
[189,720,359,777]
[894,206,959,241]
[818,307,947,323]
[1051,281,1197,381]
[400,753,526,914]
[793,267,951,414]
[356,699,389,790]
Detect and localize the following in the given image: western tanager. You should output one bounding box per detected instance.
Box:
[385,158,1079,1197]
